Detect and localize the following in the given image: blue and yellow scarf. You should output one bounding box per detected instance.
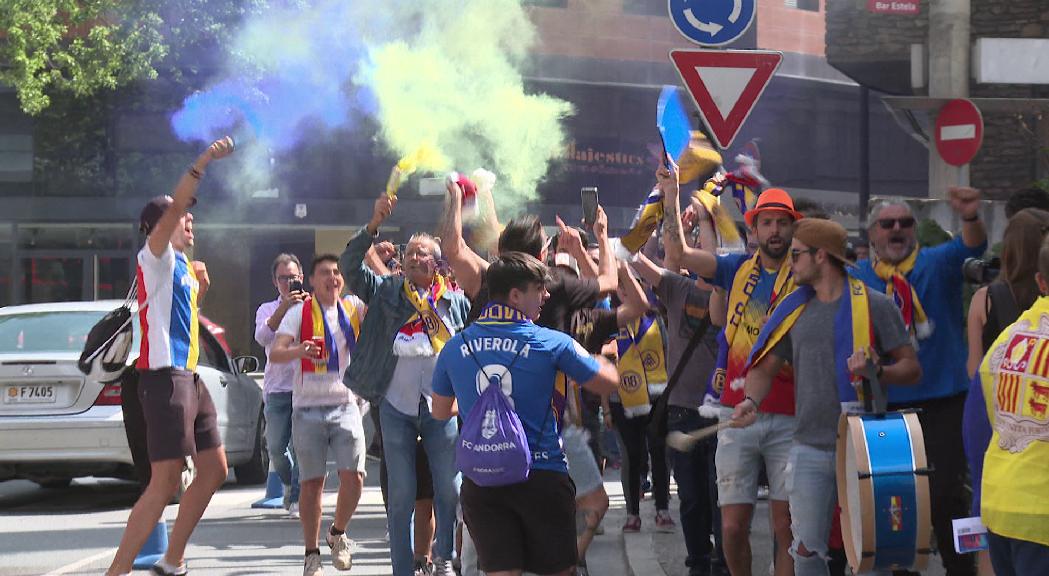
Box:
[746,276,873,403]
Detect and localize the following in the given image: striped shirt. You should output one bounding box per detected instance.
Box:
[136,244,200,371]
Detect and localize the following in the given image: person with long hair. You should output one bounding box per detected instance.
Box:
[966,208,1049,377]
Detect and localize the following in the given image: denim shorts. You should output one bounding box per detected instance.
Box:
[292,402,366,481]
[715,406,794,505]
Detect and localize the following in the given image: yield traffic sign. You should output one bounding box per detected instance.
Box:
[670,49,782,150]
[935,99,983,166]
[669,0,756,47]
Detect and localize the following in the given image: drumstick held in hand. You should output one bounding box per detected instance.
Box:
[666,421,732,452]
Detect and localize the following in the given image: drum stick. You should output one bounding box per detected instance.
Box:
[666,421,732,452]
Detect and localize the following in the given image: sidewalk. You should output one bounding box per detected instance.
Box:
[617,472,773,576]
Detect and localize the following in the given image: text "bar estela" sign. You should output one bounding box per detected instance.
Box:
[868,0,920,15]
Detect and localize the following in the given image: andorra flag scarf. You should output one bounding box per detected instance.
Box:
[873,249,932,341]
[746,276,873,404]
[615,313,669,417]
[300,296,360,374]
[719,254,795,391]
[394,276,453,357]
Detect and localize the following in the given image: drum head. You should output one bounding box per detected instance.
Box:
[837,414,876,574]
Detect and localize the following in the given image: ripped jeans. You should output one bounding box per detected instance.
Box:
[786,443,837,576]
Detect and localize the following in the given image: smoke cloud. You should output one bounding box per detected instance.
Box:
[170,0,572,210]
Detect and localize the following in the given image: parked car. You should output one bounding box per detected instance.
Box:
[0,301,267,489]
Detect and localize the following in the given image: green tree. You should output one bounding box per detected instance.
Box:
[0,0,166,115]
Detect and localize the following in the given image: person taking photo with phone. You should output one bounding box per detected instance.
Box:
[255,253,308,517]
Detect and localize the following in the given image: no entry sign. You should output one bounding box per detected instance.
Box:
[935,99,983,167]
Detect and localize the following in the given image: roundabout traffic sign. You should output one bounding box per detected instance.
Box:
[669,0,756,47]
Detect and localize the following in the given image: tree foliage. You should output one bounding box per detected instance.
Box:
[0,0,274,115]
[0,0,166,115]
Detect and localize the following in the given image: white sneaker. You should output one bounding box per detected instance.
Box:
[432,557,454,576]
[287,503,300,519]
[326,531,353,571]
[304,551,323,576]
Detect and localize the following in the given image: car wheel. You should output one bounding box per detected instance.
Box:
[35,477,73,489]
[234,408,269,485]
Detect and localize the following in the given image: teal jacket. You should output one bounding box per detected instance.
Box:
[340,228,472,404]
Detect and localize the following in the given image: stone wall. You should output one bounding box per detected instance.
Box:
[826,0,1049,199]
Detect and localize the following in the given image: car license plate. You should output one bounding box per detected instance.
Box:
[4,384,57,404]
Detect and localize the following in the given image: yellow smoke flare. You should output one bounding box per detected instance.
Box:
[386,144,450,198]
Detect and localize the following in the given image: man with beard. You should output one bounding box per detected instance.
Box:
[734,219,921,576]
[852,189,986,576]
[660,160,799,576]
[341,194,472,576]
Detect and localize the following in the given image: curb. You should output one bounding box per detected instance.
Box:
[624,530,669,576]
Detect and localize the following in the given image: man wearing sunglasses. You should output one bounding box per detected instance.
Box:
[852,187,987,576]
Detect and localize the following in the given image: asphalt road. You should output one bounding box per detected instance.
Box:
[0,460,394,576]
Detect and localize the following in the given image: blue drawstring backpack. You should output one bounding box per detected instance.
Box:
[456,339,547,487]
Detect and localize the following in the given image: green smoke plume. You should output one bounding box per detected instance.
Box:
[358,0,574,214]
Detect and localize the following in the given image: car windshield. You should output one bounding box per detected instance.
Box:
[0,311,140,354]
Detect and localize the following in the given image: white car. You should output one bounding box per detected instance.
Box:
[0,301,267,489]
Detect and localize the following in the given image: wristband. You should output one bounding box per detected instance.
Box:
[744,395,759,409]
[962,213,980,222]
[188,165,204,180]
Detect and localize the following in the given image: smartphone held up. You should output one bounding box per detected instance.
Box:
[581,187,599,230]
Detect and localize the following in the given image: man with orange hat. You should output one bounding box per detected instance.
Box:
[659,160,798,576]
[733,218,921,576]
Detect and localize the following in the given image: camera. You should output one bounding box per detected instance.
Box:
[962,257,1000,285]
[289,279,304,294]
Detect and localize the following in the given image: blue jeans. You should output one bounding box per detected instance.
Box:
[380,397,460,576]
[264,391,299,502]
[668,406,725,576]
[988,531,1049,576]
[786,443,837,576]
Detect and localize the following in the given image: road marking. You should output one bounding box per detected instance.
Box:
[42,548,115,575]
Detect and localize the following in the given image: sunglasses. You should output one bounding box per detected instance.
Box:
[790,247,818,262]
[876,217,916,230]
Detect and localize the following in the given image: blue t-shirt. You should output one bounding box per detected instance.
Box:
[432,308,601,474]
[853,236,986,403]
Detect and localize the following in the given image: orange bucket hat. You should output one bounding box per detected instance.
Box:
[743,188,803,227]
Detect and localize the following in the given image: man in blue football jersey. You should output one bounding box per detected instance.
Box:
[432,252,618,576]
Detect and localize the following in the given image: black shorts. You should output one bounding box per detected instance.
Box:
[462,470,578,574]
[138,368,222,462]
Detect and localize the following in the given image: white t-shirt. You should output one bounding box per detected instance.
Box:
[277,295,364,408]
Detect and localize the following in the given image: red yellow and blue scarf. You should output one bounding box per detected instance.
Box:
[717,254,795,395]
[746,276,873,404]
[299,296,360,374]
[873,249,932,341]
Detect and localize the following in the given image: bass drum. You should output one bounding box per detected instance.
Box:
[836,411,932,574]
